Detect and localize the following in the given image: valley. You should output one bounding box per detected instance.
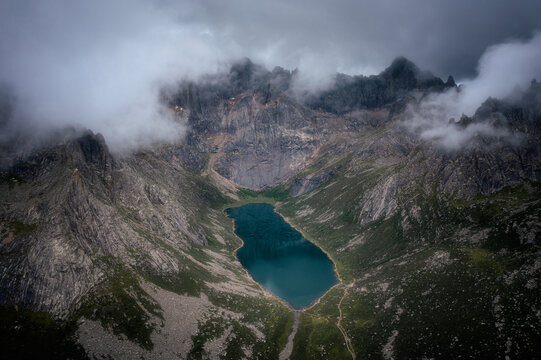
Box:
[0,58,540,359]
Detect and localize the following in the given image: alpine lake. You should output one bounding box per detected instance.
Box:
[226,203,338,309]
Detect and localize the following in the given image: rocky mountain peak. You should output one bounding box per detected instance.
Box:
[75,131,109,166]
[1,53,540,359]
[381,56,420,81]
[228,57,258,90]
[304,57,452,113]
[72,131,113,184]
[228,58,275,94]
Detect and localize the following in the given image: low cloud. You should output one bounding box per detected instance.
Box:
[405,32,541,150]
[0,0,236,152]
[1,1,540,153]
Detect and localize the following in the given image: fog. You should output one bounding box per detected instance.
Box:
[1,0,540,152]
[0,0,236,151]
[405,32,541,150]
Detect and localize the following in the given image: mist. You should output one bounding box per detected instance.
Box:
[1,0,540,152]
[404,32,541,150]
[0,0,237,152]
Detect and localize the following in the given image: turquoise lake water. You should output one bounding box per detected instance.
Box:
[226,203,338,309]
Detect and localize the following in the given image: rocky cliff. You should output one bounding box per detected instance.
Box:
[0,58,539,359]
[168,57,456,190]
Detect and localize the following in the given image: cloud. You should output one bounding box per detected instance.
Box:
[198,0,541,79]
[457,31,541,115]
[404,93,523,151]
[1,0,540,152]
[404,32,541,150]
[0,0,237,152]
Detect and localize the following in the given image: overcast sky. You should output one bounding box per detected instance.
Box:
[196,0,541,78]
[1,0,540,150]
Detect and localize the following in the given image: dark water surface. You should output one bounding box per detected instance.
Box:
[226,203,338,309]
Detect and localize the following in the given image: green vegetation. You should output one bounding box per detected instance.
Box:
[0,172,24,189]
[204,288,293,358]
[62,170,296,358]
[77,259,162,350]
[191,173,230,208]
[143,270,201,297]
[223,183,292,210]
[290,287,352,359]
[291,314,351,360]
[8,221,38,236]
[188,316,227,359]
[0,306,87,360]
[452,180,541,213]
[189,315,288,360]
[259,151,541,359]
[3,139,539,359]
[462,247,507,275]
[99,151,539,359]
[186,290,292,360]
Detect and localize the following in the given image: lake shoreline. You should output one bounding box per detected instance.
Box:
[225,202,342,311]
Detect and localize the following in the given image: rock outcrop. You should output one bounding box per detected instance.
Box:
[1,58,540,359]
[0,131,217,316]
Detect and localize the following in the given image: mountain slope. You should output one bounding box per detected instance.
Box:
[0,58,539,359]
[0,132,292,359]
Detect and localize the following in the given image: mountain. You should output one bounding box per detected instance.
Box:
[0,58,539,359]
[305,56,454,114]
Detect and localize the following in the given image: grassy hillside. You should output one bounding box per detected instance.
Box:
[273,150,541,359]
